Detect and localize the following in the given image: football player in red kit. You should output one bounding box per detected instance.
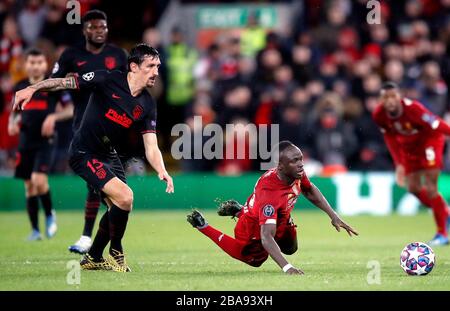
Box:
[187,141,358,275]
[373,82,450,246]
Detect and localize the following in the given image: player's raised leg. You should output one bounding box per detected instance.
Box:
[68,185,101,254]
[187,210,268,267]
[83,186,101,240]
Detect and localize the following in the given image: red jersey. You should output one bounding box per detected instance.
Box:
[241,168,312,231]
[372,98,450,172]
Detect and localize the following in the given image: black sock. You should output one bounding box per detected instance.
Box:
[39,191,53,217]
[88,211,110,260]
[26,196,39,231]
[109,205,129,254]
[83,190,101,237]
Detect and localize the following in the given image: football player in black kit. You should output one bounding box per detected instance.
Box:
[14,44,174,272]
[8,48,72,241]
[51,10,128,254]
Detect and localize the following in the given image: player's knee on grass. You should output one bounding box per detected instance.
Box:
[279,239,298,255]
[242,242,269,267]
[280,244,298,255]
[245,252,269,267]
[247,259,266,268]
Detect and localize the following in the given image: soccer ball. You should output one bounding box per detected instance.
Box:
[400,242,435,276]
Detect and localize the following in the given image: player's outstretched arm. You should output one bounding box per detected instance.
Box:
[303,183,358,236]
[261,224,304,275]
[143,132,174,193]
[12,77,77,111]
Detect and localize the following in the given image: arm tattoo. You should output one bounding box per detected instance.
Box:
[29,77,77,91]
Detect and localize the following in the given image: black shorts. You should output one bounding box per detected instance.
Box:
[14,144,54,180]
[69,150,126,191]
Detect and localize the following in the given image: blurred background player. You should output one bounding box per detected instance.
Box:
[373,82,450,246]
[51,10,128,254]
[187,141,358,274]
[8,48,71,240]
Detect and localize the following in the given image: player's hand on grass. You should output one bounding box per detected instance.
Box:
[159,171,174,193]
[286,266,304,275]
[395,165,405,187]
[331,216,358,237]
[13,87,35,111]
[41,114,56,137]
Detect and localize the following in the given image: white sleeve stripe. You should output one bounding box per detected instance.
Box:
[431,120,440,130]
[265,219,277,224]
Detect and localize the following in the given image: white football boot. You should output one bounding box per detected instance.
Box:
[68,235,92,254]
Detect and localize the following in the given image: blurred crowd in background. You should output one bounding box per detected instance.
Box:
[1,0,450,176]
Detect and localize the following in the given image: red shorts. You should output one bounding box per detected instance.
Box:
[234,214,298,265]
[401,137,445,175]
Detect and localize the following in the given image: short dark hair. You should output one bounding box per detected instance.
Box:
[24,47,45,59]
[82,9,107,26]
[278,140,296,154]
[380,81,399,92]
[127,43,160,71]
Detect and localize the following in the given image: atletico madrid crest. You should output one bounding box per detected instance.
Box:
[105,57,116,70]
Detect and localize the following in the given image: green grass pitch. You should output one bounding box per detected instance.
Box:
[0,210,449,290]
